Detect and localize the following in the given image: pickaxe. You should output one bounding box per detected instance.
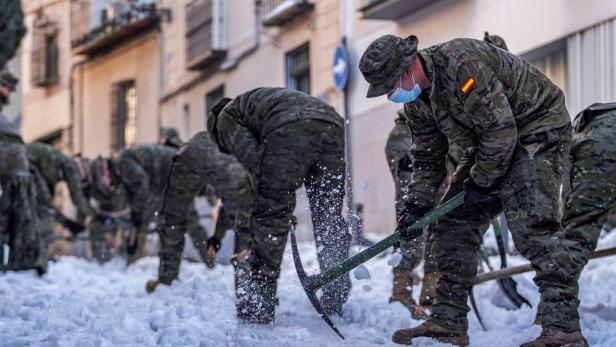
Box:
[290,192,466,339]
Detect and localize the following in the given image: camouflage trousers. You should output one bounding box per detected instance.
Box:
[0,141,45,271]
[560,112,616,332]
[428,124,573,331]
[157,198,215,284]
[232,119,351,321]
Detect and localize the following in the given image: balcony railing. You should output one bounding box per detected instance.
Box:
[359,0,443,20]
[70,0,161,55]
[261,0,314,27]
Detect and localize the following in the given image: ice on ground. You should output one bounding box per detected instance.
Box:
[353,264,371,280]
[2,231,616,346]
[387,252,402,267]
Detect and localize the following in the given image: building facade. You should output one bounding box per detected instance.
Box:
[19,0,616,235]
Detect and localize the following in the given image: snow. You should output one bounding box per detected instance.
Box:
[2,231,616,346]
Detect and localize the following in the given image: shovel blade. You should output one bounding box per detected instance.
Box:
[290,226,345,339]
[497,277,531,308]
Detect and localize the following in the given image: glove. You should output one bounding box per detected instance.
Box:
[130,210,142,228]
[397,203,432,242]
[208,236,221,252]
[63,219,86,236]
[463,178,499,210]
[96,211,115,226]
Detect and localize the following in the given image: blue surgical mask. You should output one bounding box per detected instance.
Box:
[388,76,421,104]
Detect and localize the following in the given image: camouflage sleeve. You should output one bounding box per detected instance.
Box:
[118,155,150,217]
[456,60,517,188]
[61,157,96,217]
[405,104,448,207]
[162,131,255,228]
[217,103,262,175]
[385,114,414,213]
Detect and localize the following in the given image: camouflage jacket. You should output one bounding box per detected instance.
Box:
[162,131,255,228]
[214,87,344,147]
[25,142,96,218]
[0,113,22,143]
[0,0,26,68]
[406,38,570,205]
[114,145,176,217]
[385,111,414,212]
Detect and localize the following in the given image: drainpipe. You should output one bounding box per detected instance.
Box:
[156,25,165,135]
[69,57,88,154]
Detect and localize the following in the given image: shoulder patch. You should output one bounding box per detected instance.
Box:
[460,77,475,93]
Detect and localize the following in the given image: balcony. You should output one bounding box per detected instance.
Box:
[70,0,161,56]
[359,0,442,20]
[261,0,314,27]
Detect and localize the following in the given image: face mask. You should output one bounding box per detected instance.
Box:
[388,75,421,104]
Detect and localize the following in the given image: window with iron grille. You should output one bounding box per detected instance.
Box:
[31,15,59,87]
[186,0,213,64]
[111,80,137,152]
[285,43,310,94]
[205,85,225,118]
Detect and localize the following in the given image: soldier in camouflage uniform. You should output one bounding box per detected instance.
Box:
[0,72,45,273]
[207,88,350,323]
[26,142,97,242]
[146,131,255,292]
[360,35,579,346]
[538,103,616,347]
[159,127,183,149]
[107,144,210,263]
[386,33,511,319]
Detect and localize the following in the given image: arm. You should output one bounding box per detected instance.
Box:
[216,100,262,175]
[61,156,96,218]
[117,154,150,219]
[455,60,517,188]
[405,103,448,208]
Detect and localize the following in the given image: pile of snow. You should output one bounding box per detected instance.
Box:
[2,231,616,346]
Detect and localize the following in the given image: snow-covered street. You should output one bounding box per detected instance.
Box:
[2,232,616,347]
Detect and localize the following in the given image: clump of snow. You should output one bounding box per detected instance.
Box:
[353,265,371,280]
[387,252,402,267]
[2,231,616,346]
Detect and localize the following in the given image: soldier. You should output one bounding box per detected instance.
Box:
[26,142,97,242]
[146,131,254,293]
[207,87,350,323]
[159,127,183,149]
[0,71,44,273]
[108,145,211,264]
[550,103,616,347]
[386,33,511,319]
[360,35,577,346]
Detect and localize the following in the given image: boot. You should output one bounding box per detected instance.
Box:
[419,272,441,306]
[145,279,160,293]
[390,270,427,319]
[392,321,469,346]
[520,328,589,347]
[236,273,276,324]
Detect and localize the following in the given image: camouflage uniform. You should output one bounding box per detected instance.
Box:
[158,131,255,284]
[208,87,351,322]
[361,36,573,336]
[159,127,183,149]
[0,0,26,69]
[25,142,96,239]
[0,75,44,272]
[561,103,616,332]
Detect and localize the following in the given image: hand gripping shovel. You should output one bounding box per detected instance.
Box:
[290,192,466,339]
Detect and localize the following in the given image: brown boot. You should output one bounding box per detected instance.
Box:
[419,272,441,306]
[145,279,160,294]
[390,270,417,309]
[520,328,589,347]
[392,321,469,346]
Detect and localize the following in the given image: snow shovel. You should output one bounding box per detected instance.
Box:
[290,192,466,339]
[490,219,531,308]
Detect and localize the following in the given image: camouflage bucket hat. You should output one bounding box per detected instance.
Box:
[484,31,509,51]
[0,71,19,91]
[359,35,418,98]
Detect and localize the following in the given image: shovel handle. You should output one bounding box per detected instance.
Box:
[306,192,466,290]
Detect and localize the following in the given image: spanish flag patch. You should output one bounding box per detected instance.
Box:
[460,77,475,93]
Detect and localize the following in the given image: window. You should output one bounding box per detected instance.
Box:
[205,85,225,118]
[111,80,137,152]
[182,104,191,139]
[285,43,310,94]
[31,14,59,87]
[185,0,226,69]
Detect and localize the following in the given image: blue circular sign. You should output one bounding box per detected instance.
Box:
[332,42,349,92]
